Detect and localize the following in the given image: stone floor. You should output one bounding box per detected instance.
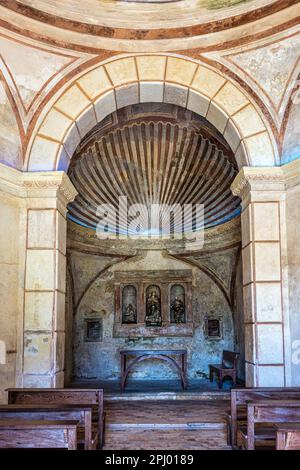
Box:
[71,378,234,401]
[103,400,231,450]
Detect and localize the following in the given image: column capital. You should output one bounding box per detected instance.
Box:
[231,167,286,207]
[0,164,77,213]
[231,161,300,202]
[22,171,77,206]
[231,167,284,197]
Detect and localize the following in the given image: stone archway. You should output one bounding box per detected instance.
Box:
[20,54,289,389]
[25,54,277,172]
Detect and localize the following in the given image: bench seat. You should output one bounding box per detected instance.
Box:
[237,423,276,450]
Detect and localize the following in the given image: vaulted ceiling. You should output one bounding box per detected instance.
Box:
[67,104,240,234]
[5,1,278,29]
[1,1,295,52]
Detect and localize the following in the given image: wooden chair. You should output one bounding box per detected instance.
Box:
[276,423,300,450]
[6,388,105,449]
[237,400,300,450]
[209,350,239,389]
[227,387,300,447]
[0,420,78,449]
[0,403,94,450]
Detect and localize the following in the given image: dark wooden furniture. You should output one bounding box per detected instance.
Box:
[228,387,300,447]
[6,388,105,449]
[120,349,187,391]
[209,350,239,389]
[0,420,78,449]
[237,400,300,450]
[0,403,94,450]
[276,423,300,450]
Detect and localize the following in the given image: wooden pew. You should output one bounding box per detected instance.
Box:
[0,404,94,450]
[209,350,239,389]
[237,400,300,450]
[0,420,78,449]
[6,388,105,449]
[228,387,300,447]
[276,423,300,450]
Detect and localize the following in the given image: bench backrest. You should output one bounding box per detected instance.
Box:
[232,387,300,406]
[0,420,78,449]
[247,400,300,450]
[276,424,300,450]
[7,388,101,405]
[221,350,239,369]
[230,387,300,446]
[7,388,102,417]
[0,404,93,450]
[250,400,300,423]
[6,388,103,448]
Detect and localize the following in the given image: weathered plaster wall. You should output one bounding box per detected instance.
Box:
[71,250,235,381]
[286,180,300,385]
[0,79,22,170]
[282,101,300,165]
[232,253,245,380]
[0,189,20,402]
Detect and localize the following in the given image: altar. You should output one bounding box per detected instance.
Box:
[120,349,188,391]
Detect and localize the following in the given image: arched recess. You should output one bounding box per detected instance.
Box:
[25,54,277,171]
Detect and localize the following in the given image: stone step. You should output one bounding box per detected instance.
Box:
[105,391,229,402]
[103,428,230,450]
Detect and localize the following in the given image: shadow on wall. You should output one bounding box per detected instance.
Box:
[0,340,6,365]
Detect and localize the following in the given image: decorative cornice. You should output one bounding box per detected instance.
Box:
[0,163,23,198]
[23,172,77,204]
[231,166,285,200]
[282,158,300,190]
[0,164,77,205]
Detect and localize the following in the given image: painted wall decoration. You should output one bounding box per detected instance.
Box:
[203,0,249,9]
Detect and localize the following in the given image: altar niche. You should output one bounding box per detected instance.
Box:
[170,284,185,324]
[145,285,162,327]
[122,285,137,324]
[114,270,193,337]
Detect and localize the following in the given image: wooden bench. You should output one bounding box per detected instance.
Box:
[209,350,239,389]
[237,400,300,450]
[0,420,78,449]
[0,404,94,450]
[6,388,105,449]
[276,423,300,450]
[228,387,300,447]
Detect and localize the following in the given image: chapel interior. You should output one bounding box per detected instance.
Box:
[0,0,300,451]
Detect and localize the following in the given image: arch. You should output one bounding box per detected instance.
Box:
[25,54,277,171]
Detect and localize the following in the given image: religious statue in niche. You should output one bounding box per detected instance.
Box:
[170,284,186,323]
[122,285,137,324]
[145,285,162,327]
